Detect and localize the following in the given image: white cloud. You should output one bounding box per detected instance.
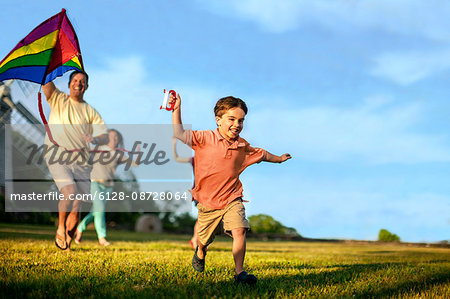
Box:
[87,56,159,124]
[86,56,221,127]
[200,0,304,33]
[198,0,450,41]
[245,95,450,164]
[198,1,450,84]
[370,49,450,85]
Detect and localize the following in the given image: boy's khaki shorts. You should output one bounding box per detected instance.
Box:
[196,198,250,247]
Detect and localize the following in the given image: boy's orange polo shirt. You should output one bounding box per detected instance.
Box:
[183,129,267,210]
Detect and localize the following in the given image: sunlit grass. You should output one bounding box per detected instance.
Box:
[1,223,449,298]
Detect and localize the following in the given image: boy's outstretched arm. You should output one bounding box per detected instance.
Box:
[263,152,291,163]
[170,94,185,140]
[172,137,191,163]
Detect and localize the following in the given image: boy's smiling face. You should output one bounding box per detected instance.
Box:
[216,107,246,141]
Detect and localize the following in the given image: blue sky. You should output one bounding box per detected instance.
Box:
[1,1,449,242]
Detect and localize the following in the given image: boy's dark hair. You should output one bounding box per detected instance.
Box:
[214,96,248,117]
[68,70,89,86]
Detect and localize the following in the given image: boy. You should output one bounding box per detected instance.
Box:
[170,94,291,284]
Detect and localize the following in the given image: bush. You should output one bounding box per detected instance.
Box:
[248,214,299,235]
[378,229,400,242]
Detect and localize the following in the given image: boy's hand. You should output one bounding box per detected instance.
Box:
[280,153,291,162]
[169,93,181,111]
[264,152,292,163]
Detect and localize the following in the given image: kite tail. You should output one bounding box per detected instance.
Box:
[38,90,60,147]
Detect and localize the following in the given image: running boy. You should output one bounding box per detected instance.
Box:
[170,94,291,284]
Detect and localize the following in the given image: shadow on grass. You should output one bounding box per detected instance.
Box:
[129,262,450,298]
[2,262,449,298]
[262,258,450,274]
[205,246,304,254]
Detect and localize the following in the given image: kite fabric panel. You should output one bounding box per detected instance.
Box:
[0,8,84,85]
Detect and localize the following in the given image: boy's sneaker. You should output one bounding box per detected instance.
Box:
[192,246,206,272]
[234,271,257,285]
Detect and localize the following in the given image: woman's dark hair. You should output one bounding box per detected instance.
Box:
[108,129,123,148]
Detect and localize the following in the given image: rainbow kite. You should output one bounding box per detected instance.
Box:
[0,9,84,146]
[0,8,84,85]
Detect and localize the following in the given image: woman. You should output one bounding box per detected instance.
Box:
[75,129,140,246]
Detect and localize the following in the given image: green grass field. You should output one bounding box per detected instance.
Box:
[1,223,449,298]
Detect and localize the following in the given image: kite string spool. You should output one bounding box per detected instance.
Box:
[160,89,177,111]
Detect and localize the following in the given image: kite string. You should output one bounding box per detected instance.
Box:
[38,86,60,147]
